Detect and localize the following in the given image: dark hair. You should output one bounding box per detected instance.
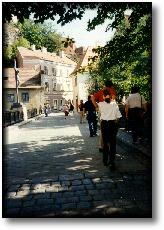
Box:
[131,86,139,94]
[104,80,113,87]
[88,95,91,100]
[103,90,111,103]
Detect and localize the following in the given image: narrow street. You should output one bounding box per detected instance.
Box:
[3,112,152,217]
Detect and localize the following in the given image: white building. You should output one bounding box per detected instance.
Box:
[71,46,97,111]
[17,46,77,111]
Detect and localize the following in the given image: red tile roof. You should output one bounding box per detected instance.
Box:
[17,47,77,66]
[71,46,97,75]
[3,68,42,89]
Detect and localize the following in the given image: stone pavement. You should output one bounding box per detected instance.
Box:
[117,129,152,158]
[3,112,152,218]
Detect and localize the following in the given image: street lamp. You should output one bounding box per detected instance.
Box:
[14,59,20,103]
[11,59,22,117]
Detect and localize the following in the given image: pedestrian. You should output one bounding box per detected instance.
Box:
[91,79,117,152]
[92,79,116,102]
[47,104,51,114]
[39,105,43,115]
[125,86,147,143]
[63,104,69,119]
[44,105,48,117]
[78,100,85,123]
[92,89,122,170]
[69,101,74,114]
[84,95,98,137]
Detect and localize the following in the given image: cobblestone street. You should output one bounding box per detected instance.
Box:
[3,112,152,217]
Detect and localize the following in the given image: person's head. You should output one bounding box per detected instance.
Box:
[104,80,113,87]
[131,86,140,94]
[80,100,83,103]
[103,89,111,103]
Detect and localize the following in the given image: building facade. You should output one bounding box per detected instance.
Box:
[17,46,77,111]
[71,46,97,111]
[3,68,44,113]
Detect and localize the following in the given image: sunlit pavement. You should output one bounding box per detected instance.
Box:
[3,112,152,217]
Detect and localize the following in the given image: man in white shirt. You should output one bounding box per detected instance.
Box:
[125,86,147,143]
[92,90,122,170]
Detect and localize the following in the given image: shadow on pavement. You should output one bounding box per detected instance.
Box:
[3,112,152,218]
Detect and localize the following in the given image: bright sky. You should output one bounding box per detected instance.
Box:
[48,9,116,48]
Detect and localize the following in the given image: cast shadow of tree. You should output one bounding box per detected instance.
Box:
[3,113,151,217]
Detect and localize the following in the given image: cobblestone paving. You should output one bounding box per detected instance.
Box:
[3,112,152,217]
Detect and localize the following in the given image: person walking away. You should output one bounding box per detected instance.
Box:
[125,86,147,143]
[92,90,122,170]
[39,105,43,115]
[69,102,74,115]
[63,104,69,119]
[78,100,85,123]
[91,80,117,152]
[93,80,116,102]
[47,104,51,114]
[44,105,48,117]
[84,95,98,137]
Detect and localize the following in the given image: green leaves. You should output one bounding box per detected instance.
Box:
[17,19,63,52]
[62,37,75,48]
[87,3,152,102]
[3,2,152,101]
[3,19,64,67]
[3,38,30,67]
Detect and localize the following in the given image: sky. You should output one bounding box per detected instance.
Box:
[47,9,116,48]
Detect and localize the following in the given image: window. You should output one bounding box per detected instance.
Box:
[60,69,63,77]
[56,68,60,76]
[44,66,48,75]
[7,94,15,102]
[22,92,29,102]
[44,82,49,92]
[53,83,57,91]
[60,84,63,91]
[52,67,56,76]
[53,99,58,109]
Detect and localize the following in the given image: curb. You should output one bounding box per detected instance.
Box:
[117,129,151,158]
[5,115,44,130]
[18,114,45,127]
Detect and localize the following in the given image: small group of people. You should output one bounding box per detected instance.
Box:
[63,101,74,119]
[82,79,148,171]
[39,104,51,117]
[43,104,51,117]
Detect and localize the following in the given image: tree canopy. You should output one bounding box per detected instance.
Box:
[17,19,63,52]
[3,19,64,67]
[3,2,152,101]
[3,2,151,30]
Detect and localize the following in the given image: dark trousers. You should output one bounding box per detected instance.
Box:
[101,120,118,165]
[87,112,97,136]
[128,108,144,142]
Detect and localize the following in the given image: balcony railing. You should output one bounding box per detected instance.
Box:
[3,108,38,127]
[3,110,24,127]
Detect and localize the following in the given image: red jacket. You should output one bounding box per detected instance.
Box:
[93,86,116,102]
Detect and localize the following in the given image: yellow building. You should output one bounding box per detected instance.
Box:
[3,68,44,114]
